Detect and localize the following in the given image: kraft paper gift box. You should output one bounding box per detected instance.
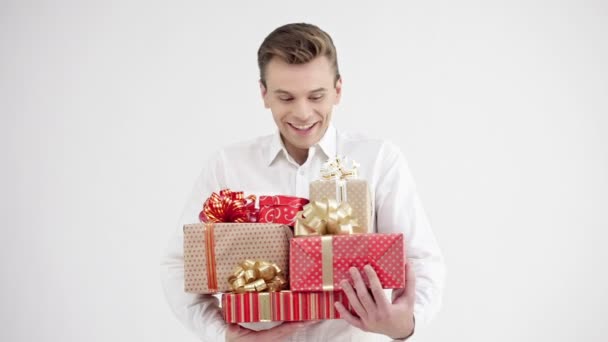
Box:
[289,233,406,291]
[258,195,309,226]
[184,189,292,294]
[309,179,371,231]
[222,291,356,323]
[309,156,372,231]
[183,222,293,294]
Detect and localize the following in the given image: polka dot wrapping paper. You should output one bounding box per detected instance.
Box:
[309,179,372,231]
[183,223,293,294]
[289,233,406,291]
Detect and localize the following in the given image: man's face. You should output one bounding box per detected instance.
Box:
[261,56,342,153]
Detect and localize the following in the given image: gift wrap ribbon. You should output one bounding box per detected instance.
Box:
[227,259,287,321]
[320,156,359,203]
[199,189,257,291]
[228,259,287,293]
[199,189,257,223]
[294,198,364,290]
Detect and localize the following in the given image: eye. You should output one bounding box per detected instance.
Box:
[310,94,324,101]
[279,97,294,102]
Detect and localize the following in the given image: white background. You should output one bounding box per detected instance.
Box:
[1,1,607,341]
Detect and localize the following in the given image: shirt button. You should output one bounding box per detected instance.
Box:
[298,169,304,175]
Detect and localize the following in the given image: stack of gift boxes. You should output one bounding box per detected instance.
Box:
[183,157,406,324]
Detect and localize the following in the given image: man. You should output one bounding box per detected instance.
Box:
[161,23,445,341]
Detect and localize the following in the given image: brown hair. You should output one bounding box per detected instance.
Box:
[257,23,340,88]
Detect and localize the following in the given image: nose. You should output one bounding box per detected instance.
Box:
[292,99,314,122]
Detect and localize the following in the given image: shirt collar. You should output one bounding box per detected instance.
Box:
[266,123,337,166]
[267,130,285,166]
[317,123,337,160]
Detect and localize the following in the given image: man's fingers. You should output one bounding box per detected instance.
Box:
[334,301,365,331]
[340,279,368,319]
[391,288,406,303]
[349,267,376,311]
[226,323,243,338]
[395,262,416,306]
[364,264,390,311]
[406,262,416,304]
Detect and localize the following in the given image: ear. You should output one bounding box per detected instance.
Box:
[259,80,269,108]
[334,77,343,105]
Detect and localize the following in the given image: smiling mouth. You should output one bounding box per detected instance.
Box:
[288,122,317,132]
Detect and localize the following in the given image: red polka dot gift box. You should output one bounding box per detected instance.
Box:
[289,233,406,292]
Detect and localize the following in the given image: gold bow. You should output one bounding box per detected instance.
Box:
[294,198,360,236]
[320,156,359,180]
[228,260,287,293]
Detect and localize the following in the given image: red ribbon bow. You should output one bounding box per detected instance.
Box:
[199,189,257,223]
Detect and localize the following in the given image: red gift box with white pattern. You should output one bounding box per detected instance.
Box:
[258,195,309,226]
[221,291,355,323]
[289,233,405,291]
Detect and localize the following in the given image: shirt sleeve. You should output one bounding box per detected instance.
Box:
[373,142,446,328]
[160,152,228,342]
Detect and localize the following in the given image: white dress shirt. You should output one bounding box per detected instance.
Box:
[160,124,445,342]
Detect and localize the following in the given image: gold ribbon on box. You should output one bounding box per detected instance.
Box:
[319,156,359,203]
[294,198,363,290]
[227,260,286,322]
[258,293,271,322]
[228,259,287,293]
[294,198,361,236]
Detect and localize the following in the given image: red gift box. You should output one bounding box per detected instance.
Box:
[258,195,309,226]
[222,291,355,323]
[290,233,405,291]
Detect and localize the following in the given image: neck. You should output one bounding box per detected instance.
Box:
[286,144,308,165]
[280,136,309,165]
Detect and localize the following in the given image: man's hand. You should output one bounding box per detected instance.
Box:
[226,321,318,342]
[335,263,416,340]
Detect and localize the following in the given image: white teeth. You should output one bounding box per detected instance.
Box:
[291,123,315,130]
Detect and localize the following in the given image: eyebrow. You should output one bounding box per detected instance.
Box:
[273,88,327,95]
